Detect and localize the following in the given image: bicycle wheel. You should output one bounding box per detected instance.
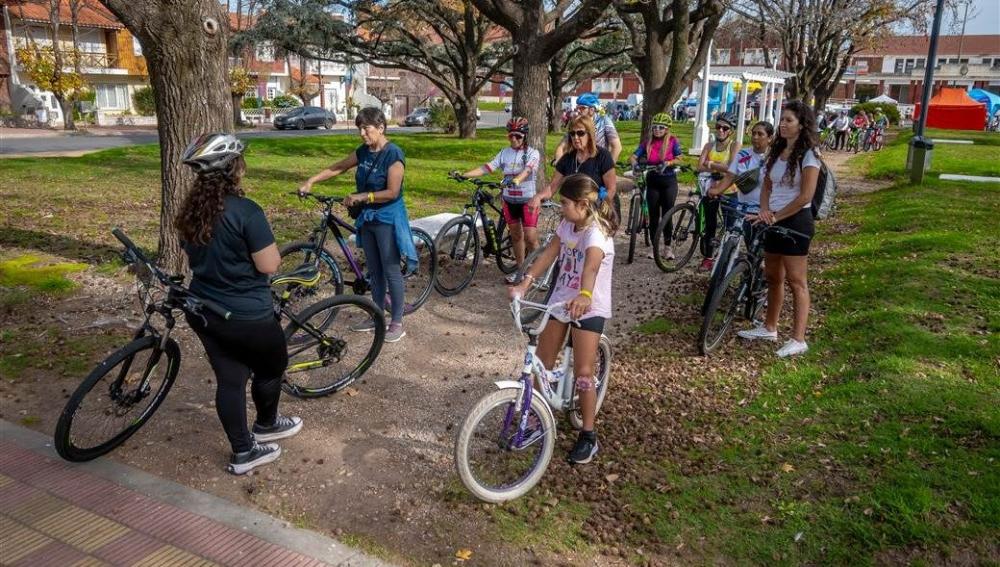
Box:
[54,335,180,462]
[494,217,518,275]
[537,201,562,239]
[454,388,556,503]
[569,334,613,430]
[701,237,738,316]
[278,241,346,314]
[282,295,386,398]
[515,241,558,325]
[652,202,698,273]
[433,216,481,296]
[641,203,650,247]
[875,132,885,151]
[626,192,641,264]
[698,261,749,355]
[401,227,436,313]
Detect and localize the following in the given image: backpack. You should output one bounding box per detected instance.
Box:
[811,159,836,219]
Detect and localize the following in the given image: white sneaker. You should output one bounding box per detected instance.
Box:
[776,339,809,358]
[737,325,778,341]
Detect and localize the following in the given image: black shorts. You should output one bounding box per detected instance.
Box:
[764,208,815,256]
[573,316,606,335]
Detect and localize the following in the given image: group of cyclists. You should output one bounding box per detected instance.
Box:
[173,90,825,473]
[820,107,889,152]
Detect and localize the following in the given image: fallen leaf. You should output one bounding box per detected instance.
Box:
[344,388,359,397]
[781,463,795,473]
[605,473,620,483]
[794,532,803,542]
[455,549,473,561]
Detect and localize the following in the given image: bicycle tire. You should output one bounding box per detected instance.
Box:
[701,237,738,316]
[454,388,556,503]
[515,242,558,325]
[627,192,641,264]
[282,294,386,398]
[402,227,437,313]
[54,335,180,462]
[278,241,346,313]
[652,202,699,273]
[568,334,613,430]
[494,217,518,275]
[698,261,749,355]
[641,203,650,247]
[433,216,481,296]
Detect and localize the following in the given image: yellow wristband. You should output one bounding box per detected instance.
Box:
[579,289,593,299]
[368,192,375,203]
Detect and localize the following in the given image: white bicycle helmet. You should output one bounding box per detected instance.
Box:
[182,133,245,174]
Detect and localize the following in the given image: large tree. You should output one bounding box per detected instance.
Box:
[245,0,512,138]
[616,0,725,139]
[100,0,233,271]
[734,0,933,111]
[471,0,612,164]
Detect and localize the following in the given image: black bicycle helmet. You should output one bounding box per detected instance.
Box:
[716,112,738,128]
[182,133,245,174]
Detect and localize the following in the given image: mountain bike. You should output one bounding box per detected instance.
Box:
[618,161,671,264]
[846,127,863,153]
[698,223,809,354]
[650,168,725,273]
[454,297,612,503]
[863,126,885,151]
[700,200,759,318]
[434,173,560,296]
[55,228,386,462]
[820,127,837,151]
[278,193,436,316]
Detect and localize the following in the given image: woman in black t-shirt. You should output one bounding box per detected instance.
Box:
[528,116,616,214]
[176,133,302,476]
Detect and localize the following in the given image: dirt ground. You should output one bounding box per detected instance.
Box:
[1,150,868,566]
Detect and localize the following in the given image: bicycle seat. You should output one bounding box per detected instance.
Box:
[271,263,321,287]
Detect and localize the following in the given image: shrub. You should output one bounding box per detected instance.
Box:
[428,100,457,134]
[242,96,263,109]
[270,94,301,109]
[851,101,900,125]
[131,86,155,116]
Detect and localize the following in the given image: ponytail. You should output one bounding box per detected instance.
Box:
[558,173,619,237]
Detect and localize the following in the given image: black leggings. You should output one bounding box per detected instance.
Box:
[701,195,739,257]
[645,172,678,244]
[834,130,847,150]
[186,311,289,453]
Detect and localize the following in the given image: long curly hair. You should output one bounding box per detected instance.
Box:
[175,156,246,246]
[765,100,818,184]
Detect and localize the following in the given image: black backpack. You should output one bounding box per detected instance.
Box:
[811,155,836,220]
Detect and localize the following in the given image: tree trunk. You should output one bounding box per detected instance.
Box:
[232,94,243,127]
[100,0,233,272]
[56,95,75,129]
[512,52,549,183]
[454,98,478,139]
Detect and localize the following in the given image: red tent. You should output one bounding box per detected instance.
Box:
[914,87,987,130]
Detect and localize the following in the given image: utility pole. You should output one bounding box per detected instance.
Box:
[908,0,945,184]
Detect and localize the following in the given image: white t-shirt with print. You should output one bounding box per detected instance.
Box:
[548,219,615,321]
[728,148,766,206]
[767,149,820,212]
[484,146,540,204]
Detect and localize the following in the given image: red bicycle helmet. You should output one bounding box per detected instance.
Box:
[506,116,529,135]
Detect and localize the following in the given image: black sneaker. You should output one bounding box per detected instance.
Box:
[252,415,303,442]
[228,442,281,475]
[567,432,599,464]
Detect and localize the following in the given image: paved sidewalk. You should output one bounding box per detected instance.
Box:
[0,421,390,566]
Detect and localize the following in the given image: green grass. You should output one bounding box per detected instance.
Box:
[855,128,1000,180]
[0,254,87,308]
[477,101,508,111]
[621,131,1000,563]
[0,326,128,381]
[0,122,693,259]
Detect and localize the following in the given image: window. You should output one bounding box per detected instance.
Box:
[95,84,129,110]
[713,48,731,65]
[591,77,622,93]
[133,36,143,56]
[741,48,765,65]
[266,87,276,99]
[256,42,274,62]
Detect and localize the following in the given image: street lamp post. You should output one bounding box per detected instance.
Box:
[908,0,946,184]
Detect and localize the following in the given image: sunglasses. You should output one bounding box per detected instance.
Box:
[715,124,731,132]
[507,132,524,139]
[569,130,588,138]
[652,124,669,130]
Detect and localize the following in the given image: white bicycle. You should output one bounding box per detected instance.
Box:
[454,297,612,503]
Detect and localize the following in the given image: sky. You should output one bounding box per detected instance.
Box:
[941,0,1000,35]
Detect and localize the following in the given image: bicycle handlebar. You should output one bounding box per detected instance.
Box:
[289,191,345,205]
[449,172,503,190]
[111,227,231,320]
[509,296,579,336]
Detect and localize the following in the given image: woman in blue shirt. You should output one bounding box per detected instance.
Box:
[299,107,416,343]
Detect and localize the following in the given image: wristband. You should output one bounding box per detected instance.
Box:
[368,192,375,203]
[579,289,593,299]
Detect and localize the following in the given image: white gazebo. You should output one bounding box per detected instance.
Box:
[690,52,795,154]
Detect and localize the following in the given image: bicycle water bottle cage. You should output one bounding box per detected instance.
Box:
[270,263,321,287]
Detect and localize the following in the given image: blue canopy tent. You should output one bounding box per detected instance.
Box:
[968,88,1000,117]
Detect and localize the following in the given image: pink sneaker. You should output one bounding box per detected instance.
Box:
[700,258,714,271]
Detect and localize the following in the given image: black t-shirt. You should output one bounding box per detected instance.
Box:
[555,147,615,189]
[184,195,275,320]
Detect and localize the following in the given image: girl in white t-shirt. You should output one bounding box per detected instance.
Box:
[738,101,820,358]
[508,173,617,465]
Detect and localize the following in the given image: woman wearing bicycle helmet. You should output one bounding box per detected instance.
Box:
[630,112,683,259]
[177,133,301,475]
[299,107,417,344]
[698,111,741,270]
[456,117,541,278]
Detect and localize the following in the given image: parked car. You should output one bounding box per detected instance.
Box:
[504,102,512,113]
[273,106,337,130]
[404,107,431,126]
